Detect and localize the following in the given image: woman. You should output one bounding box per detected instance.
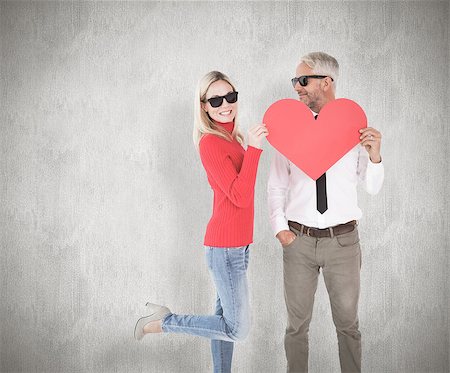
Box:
[134,71,268,372]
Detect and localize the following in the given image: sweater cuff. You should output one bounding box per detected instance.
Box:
[245,145,263,164]
[247,145,263,154]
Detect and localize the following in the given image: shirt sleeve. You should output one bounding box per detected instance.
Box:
[199,136,262,208]
[356,144,385,195]
[267,150,291,237]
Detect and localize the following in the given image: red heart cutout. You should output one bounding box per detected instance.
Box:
[263,98,367,180]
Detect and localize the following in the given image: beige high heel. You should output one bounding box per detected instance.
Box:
[134,303,171,341]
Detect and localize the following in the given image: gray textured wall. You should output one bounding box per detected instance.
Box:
[1,1,448,372]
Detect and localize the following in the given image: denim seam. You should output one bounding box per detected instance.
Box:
[229,249,244,340]
[220,340,225,372]
[225,249,238,338]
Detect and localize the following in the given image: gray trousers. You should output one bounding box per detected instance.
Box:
[282,224,362,373]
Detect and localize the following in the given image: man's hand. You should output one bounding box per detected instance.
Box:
[276,230,297,246]
[359,127,382,163]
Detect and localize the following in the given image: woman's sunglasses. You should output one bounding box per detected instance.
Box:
[205,91,238,108]
[291,75,333,88]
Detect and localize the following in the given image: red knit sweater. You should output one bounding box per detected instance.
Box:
[199,121,263,247]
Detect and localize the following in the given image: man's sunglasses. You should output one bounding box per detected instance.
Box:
[291,75,333,88]
[205,91,238,108]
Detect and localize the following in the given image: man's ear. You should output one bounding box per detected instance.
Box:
[322,77,333,92]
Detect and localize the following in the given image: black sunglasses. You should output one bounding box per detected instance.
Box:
[205,91,238,108]
[291,75,333,88]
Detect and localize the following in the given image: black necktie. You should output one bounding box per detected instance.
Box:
[315,114,328,214]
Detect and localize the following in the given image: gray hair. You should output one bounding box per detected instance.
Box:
[299,52,339,90]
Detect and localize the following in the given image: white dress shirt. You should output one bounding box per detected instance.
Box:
[267,143,384,236]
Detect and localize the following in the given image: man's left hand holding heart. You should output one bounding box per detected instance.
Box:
[359,127,382,163]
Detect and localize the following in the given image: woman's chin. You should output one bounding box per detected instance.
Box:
[214,116,235,123]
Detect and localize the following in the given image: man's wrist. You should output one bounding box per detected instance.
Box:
[370,154,382,163]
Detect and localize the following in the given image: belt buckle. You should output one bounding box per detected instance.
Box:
[306,227,311,237]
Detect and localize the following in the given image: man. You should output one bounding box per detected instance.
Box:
[268,52,384,372]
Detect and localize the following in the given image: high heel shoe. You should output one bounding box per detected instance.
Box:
[134,302,171,341]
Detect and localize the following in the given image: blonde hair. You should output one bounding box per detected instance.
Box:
[299,52,339,90]
[193,71,244,150]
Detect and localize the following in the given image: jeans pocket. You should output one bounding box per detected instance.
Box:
[224,246,248,272]
[335,228,360,247]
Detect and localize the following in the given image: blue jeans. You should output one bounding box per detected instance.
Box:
[161,245,250,373]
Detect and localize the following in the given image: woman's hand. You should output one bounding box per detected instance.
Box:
[247,123,268,149]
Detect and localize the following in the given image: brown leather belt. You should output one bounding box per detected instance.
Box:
[288,220,357,238]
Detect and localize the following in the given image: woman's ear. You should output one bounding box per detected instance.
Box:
[201,102,208,112]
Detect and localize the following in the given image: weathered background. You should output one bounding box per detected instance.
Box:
[1,1,448,372]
